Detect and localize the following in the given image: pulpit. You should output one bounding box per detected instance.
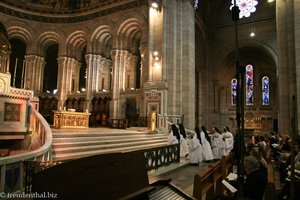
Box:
[53,110,90,129]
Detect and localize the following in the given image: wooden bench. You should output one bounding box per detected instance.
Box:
[265,162,281,200]
[193,167,214,200]
[193,154,235,200]
[209,159,224,198]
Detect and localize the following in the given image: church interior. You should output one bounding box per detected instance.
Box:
[0,0,299,199]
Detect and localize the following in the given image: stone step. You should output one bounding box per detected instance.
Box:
[52,138,167,149]
[53,139,167,154]
[51,128,168,161]
[52,134,166,142]
[52,142,168,161]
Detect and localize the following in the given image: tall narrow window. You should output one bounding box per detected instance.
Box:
[231,78,238,106]
[245,64,254,106]
[262,76,269,106]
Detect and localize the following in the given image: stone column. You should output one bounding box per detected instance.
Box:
[24,55,45,94]
[85,54,102,111]
[0,49,10,73]
[110,49,128,119]
[72,60,81,92]
[56,56,74,109]
[276,0,296,135]
[99,58,112,91]
[148,1,163,82]
[294,0,300,136]
[139,46,148,88]
[125,54,138,90]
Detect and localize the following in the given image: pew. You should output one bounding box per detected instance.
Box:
[193,154,235,200]
[265,162,281,200]
[209,160,224,198]
[193,167,214,200]
[222,153,234,178]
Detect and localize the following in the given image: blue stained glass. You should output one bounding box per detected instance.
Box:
[262,76,269,105]
[231,79,237,106]
[246,64,254,106]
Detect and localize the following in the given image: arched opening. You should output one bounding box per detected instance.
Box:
[43,43,58,93]
[9,38,26,88]
[79,46,87,91]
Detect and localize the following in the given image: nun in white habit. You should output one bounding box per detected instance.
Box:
[167,124,179,145]
[189,131,203,165]
[211,127,225,159]
[178,124,189,158]
[222,126,234,156]
[200,126,214,161]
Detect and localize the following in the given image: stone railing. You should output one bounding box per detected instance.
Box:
[143,143,180,171]
[0,109,52,194]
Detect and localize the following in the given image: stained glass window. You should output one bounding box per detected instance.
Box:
[230,0,258,19]
[246,64,254,106]
[262,76,269,106]
[231,78,238,106]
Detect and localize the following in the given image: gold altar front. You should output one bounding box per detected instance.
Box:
[53,111,91,129]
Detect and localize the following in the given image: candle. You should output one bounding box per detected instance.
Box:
[13,58,18,87]
[13,58,18,78]
[21,61,25,79]
[21,61,25,87]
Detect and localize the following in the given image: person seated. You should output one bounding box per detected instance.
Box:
[243,156,268,200]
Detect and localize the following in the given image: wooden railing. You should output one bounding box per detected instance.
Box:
[0,109,52,193]
[193,153,234,200]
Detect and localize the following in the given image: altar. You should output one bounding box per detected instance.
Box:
[53,110,91,129]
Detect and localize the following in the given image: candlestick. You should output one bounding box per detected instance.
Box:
[13,58,18,87]
[21,60,25,88]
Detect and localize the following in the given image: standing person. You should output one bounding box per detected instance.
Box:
[222,126,234,156]
[167,124,179,145]
[211,127,225,159]
[189,132,202,165]
[178,124,189,158]
[200,126,214,161]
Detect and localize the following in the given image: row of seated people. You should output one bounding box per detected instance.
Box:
[167,124,234,166]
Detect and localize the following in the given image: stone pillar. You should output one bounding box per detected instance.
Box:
[72,61,81,92]
[125,54,138,90]
[24,55,45,94]
[56,56,74,109]
[0,49,10,73]
[294,0,300,136]
[139,46,148,88]
[148,1,163,82]
[85,54,102,111]
[99,58,112,92]
[146,0,195,129]
[276,0,296,135]
[110,49,128,119]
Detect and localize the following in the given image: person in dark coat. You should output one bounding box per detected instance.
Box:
[243,156,268,200]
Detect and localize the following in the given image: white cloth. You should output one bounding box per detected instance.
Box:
[222,131,234,156]
[211,132,225,159]
[189,135,203,164]
[179,134,189,157]
[200,131,214,161]
[167,131,178,145]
